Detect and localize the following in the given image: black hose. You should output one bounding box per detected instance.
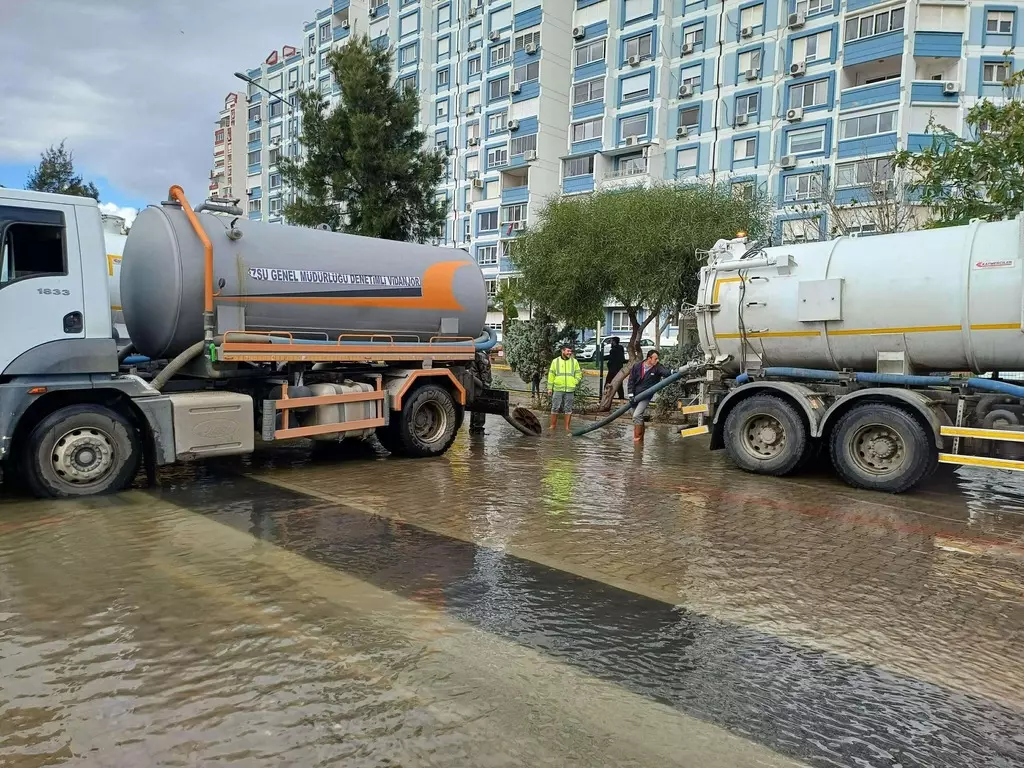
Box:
[572,366,694,437]
[117,343,136,364]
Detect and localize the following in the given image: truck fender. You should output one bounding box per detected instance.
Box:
[711,381,826,450]
[816,388,951,450]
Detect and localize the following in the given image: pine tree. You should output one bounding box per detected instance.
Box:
[26,141,100,200]
[281,35,448,242]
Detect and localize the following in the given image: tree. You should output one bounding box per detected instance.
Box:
[26,141,99,200]
[892,69,1024,227]
[511,183,770,409]
[503,313,560,389]
[281,35,447,241]
[489,280,521,329]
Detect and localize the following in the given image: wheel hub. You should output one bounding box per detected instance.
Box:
[51,428,115,485]
[413,402,447,444]
[743,415,786,458]
[851,426,905,474]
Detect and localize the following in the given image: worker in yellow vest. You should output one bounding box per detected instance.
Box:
[547,344,583,432]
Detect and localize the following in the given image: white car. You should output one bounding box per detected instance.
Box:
[576,337,656,362]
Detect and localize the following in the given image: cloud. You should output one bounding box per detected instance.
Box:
[0,0,313,204]
[98,202,138,229]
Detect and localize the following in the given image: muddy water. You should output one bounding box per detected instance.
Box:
[1,417,1023,767]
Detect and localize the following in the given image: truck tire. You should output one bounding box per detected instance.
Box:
[390,384,459,458]
[22,404,141,498]
[723,394,808,476]
[830,403,936,493]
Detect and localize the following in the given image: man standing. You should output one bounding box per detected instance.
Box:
[468,349,492,434]
[605,337,627,400]
[548,344,583,432]
[628,350,672,444]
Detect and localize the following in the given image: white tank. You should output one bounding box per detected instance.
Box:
[698,216,1024,375]
[103,230,128,344]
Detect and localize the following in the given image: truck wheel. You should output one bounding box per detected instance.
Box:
[22,404,141,498]
[392,385,458,458]
[723,394,808,476]
[830,403,936,493]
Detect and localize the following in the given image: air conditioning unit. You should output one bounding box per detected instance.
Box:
[779,154,797,169]
[572,26,585,39]
[628,54,642,66]
[465,202,473,211]
[468,136,479,146]
[676,125,689,138]
[468,5,477,17]
[741,26,754,38]
[624,136,637,146]
[944,80,959,94]
[468,41,477,50]
[525,42,538,55]
[369,6,377,17]
[793,232,807,241]
[472,178,484,188]
[786,107,804,122]
[469,170,480,179]
[790,61,806,77]
[253,116,262,123]
[678,83,694,98]
[247,189,255,197]
[788,12,805,28]
[524,149,538,161]
[464,106,476,115]
[510,82,522,94]
[270,136,282,145]
[735,114,749,127]
[871,180,890,193]
[507,118,520,131]
[682,42,694,55]
[341,19,350,29]
[744,68,759,80]
[489,30,501,41]
[511,221,526,231]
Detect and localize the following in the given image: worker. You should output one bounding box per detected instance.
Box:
[469,350,492,434]
[628,350,672,444]
[606,336,627,400]
[548,344,583,432]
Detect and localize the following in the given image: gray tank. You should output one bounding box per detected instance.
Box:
[120,203,488,359]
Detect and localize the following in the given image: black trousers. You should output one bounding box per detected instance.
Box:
[607,366,625,399]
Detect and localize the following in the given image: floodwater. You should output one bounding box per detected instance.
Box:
[1,417,1023,768]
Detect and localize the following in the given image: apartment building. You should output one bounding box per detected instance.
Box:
[209,92,248,202]
[216,0,1013,339]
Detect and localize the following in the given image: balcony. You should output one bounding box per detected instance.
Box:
[909,80,959,104]
[843,30,904,67]
[913,31,962,58]
[839,78,901,111]
[563,174,595,195]
[501,185,529,204]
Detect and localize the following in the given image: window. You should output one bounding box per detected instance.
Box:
[733,136,756,161]
[308,62,316,80]
[784,171,823,201]
[793,29,831,62]
[399,74,417,92]
[984,61,1012,84]
[515,31,540,50]
[611,310,630,332]
[624,33,653,60]
[269,172,282,189]
[466,152,480,174]
[787,125,825,154]
[468,56,481,76]
[736,92,759,116]
[678,106,699,130]
[308,34,316,55]
[435,131,448,150]
[269,100,283,119]
[487,147,508,167]
[620,113,649,139]
[467,89,481,109]
[215,129,225,144]
[437,68,450,88]
[572,78,605,105]
[513,61,540,85]
[795,0,831,16]
[740,4,765,27]
[267,74,283,93]
[986,10,1013,34]
[571,118,602,142]
[467,121,481,141]
[681,69,702,91]
[510,133,537,156]
[478,245,498,265]
[739,49,762,73]
[247,129,260,143]
[463,217,471,242]
[490,41,511,66]
[269,198,283,215]
[676,147,698,172]
[488,110,508,133]
[575,39,606,67]
[847,223,879,235]
[489,76,510,100]
[436,99,450,119]
[502,203,527,225]
[683,27,704,49]
[485,279,498,297]
[782,218,820,244]
[564,155,595,177]
[479,210,499,231]
[0,207,66,286]
[621,73,651,102]
[319,22,330,43]
[490,5,512,32]
[624,0,655,19]
[836,157,893,188]
[319,77,331,95]
[247,150,261,165]
[269,123,282,141]
[288,68,299,87]
[399,12,417,37]
[845,6,905,41]
[437,3,451,28]
[320,51,329,70]
[248,105,261,121]
[437,36,451,60]
[269,148,281,166]
[840,109,897,139]
[733,180,755,200]
[790,79,828,108]
[248,198,262,214]
[400,44,417,66]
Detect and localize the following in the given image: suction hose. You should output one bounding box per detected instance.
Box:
[571,363,700,437]
[736,367,1024,399]
[117,343,136,364]
[148,333,274,391]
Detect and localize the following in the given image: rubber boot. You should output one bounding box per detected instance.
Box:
[633,424,644,444]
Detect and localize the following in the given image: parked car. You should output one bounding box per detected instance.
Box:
[576,336,656,362]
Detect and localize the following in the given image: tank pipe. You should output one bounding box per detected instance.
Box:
[965,377,1024,398]
[150,339,209,392]
[571,365,698,437]
[737,367,1024,400]
[117,343,136,364]
[167,185,215,345]
[257,328,497,350]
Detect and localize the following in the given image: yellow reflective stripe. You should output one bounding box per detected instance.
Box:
[830,325,961,336]
[679,425,710,438]
[716,331,821,339]
[681,404,708,415]
[969,323,1020,331]
[941,426,1024,443]
[712,276,743,303]
[938,453,1024,471]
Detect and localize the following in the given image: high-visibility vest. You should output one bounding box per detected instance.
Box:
[548,356,581,392]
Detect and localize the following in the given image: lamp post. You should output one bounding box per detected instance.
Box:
[233,72,297,218]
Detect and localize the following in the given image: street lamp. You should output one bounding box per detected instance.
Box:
[233,71,298,216]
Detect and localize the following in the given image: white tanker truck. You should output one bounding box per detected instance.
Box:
[680,217,1024,493]
[0,186,514,498]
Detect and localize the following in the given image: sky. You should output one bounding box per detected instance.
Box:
[0,0,315,218]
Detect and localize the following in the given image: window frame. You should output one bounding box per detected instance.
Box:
[489,75,510,100]
[736,92,759,116]
[572,77,605,106]
[624,32,653,61]
[490,41,512,67]
[983,61,1012,84]
[986,9,1014,34]
[575,39,606,67]
[786,125,826,154]
[620,113,649,139]
[0,207,69,289]
[477,244,499,265]
[844,5,905,42]
[478,210,499,231]
[733,136,757,161]
[839,109,897,140]
[571,118,603,143]
[564,155,595,177]
[783,171,823,202]
[790,78,828,109]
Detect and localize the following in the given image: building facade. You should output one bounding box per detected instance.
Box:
[209,93,249,203]
[215,0,1015,339]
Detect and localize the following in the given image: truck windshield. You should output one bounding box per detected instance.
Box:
[0,206,67,287]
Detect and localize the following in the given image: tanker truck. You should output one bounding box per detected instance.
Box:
[0,185,512,498]
[679,217,1024,493]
